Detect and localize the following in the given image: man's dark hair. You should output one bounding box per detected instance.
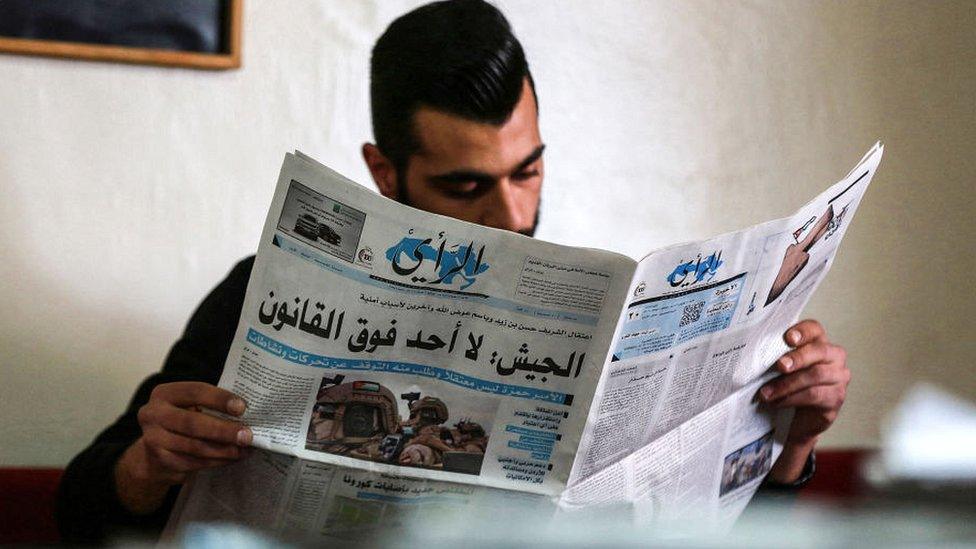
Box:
[370,0,535,174]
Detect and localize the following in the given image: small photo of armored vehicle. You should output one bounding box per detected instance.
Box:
[294,213,321,240]
[318,222,342,245]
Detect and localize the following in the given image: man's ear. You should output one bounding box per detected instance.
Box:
[362,143,398,200]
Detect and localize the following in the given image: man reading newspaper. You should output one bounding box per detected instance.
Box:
[58,0,851,542]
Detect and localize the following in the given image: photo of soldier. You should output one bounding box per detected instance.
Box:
[719,431,775,496]
[305,374,493,475]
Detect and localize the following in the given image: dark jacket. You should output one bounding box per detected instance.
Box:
[56,256,255,543]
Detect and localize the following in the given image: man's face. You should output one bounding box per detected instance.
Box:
[368,79,543,236]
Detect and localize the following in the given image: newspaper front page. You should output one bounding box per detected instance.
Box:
[170,143,884,538]
[217,152,635,496]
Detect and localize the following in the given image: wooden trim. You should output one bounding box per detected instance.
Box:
[0,0,242,70]
[225,0,243,69]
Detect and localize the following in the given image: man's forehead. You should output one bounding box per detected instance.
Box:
[410,80,541,174]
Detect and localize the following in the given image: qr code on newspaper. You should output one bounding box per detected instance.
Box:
[679,301,705,327]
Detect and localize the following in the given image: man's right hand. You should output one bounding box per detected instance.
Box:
[114,382,252,514]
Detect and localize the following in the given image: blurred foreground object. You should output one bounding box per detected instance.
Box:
[873,383,976,484]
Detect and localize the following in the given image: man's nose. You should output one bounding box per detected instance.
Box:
[481,179,525,233]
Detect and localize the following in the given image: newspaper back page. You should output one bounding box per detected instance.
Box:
[563,143,884,528]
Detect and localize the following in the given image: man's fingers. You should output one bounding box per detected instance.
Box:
[150,446,238,474]
[155,406,252,446]
[761,363,850,402]
[776,340,830,373]
[770,385,846,411]
[143,426,244,460]
[783,319,827,348]
[150,382,247,416]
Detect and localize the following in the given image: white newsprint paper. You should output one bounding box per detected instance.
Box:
[167,143,884,540]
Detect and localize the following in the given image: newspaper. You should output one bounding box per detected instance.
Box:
[170,142,884,537]
[165,448,555,544]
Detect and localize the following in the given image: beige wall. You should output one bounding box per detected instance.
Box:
[0,0,973,466]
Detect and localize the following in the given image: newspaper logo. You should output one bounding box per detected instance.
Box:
[666,251,723,288]
[357,246,373,266]
[385,231,489,290]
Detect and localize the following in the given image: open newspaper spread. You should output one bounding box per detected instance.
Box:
[166,143,884,540]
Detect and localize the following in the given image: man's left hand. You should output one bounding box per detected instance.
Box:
[760,319,851,482]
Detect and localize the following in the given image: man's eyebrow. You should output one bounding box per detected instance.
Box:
[512,144,546,174]
[428,144,547,186]
[429,171,496,186]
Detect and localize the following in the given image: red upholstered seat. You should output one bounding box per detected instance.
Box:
[0,468,63,544]
[798,449,872,503]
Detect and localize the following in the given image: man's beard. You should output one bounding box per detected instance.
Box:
[396,177,540,237]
